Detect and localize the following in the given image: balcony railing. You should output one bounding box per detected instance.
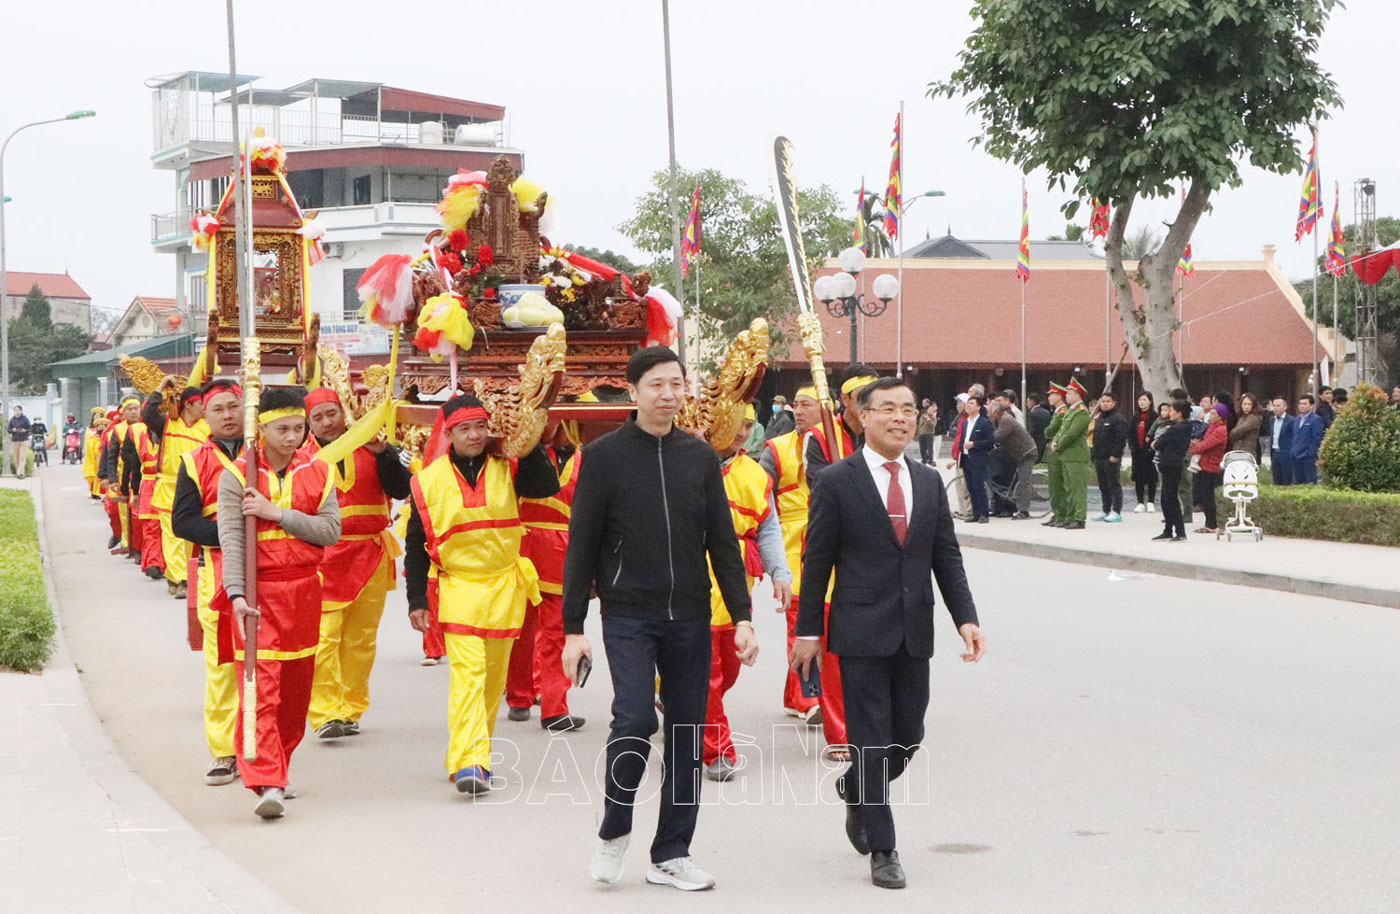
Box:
[154,102,507,153]
[151,211,190,245]
[151,202,442,247]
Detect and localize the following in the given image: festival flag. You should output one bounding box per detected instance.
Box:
[882,113,901,240]
[1176,242,1194,276]
[1089,198,1110,239]
[855,177,866,252]
[1016,183,1030,282]
[680,181,701,278]
[1325,183,1346,277]
[1295,131,1322,241]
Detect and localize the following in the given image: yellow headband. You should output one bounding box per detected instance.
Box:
[840,375,878,396]
[258,407,306,424]
[795,386,818,401]
[120,396,140,407]
[743,404,756,422]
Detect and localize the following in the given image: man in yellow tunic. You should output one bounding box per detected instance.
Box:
[404,394,561,794]
[143,380,209,599]
[82,408,107,499]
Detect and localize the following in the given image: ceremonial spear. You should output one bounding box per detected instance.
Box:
[771,136,842,455]
[240,338,260,762]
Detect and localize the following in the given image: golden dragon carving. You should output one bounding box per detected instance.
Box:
[678,317,770,449]
[472,322,568,457]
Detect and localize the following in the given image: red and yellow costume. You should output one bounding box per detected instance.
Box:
[153,416,209,586]
[107,416,136,550]
[702,451,772,767]
[181,440,241,762]
[302,432,400,729]
[132,422,165,575]
[229,447,335,792]
[99,414,123,542]
[411,453,540,776]
[507,448,579,719]
[81,413,105,498]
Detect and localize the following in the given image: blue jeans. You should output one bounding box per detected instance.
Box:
[1270,449,1294,486]
[962,457,988,519]
[598,614,712,863]
[1294,455,1318,484]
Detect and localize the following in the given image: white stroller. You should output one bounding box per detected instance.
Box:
[1218,450,1263,542]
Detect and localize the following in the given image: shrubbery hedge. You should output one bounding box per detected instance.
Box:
[0,490,55,671]
[1215,484,1400,547]
[1318,382,1400,493]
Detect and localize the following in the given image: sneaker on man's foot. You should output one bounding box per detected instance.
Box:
[107,535,120,550]
[705,757,737,782]
[541,713,585,732]
[1147,502,1156,513]
[173,582,187,600]
[799,705,823,727]
[144,566,165,580]
[453,766,491,794]
[1105,512,1123,523]
[647,856,716,891]
[316,719,348,740]
[420,655,442,667]
[589,834,630,884]
[342,720,360,736]
[254,788,285,819]
[507,706,531,722]
[1090,513,1108,522]
[1133,503,1147,513]
[205,756,238,786]
[167,579,178,596]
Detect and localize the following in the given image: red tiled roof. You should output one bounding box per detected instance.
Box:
[135,296,178,315]
[3,271,90,300]
[781,260,1321,369]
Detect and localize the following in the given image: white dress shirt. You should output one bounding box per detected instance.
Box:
[862,445,914,530]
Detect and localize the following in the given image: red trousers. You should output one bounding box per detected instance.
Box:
[141,516,165,574]
[234,655,314,792]
[786,597,847,747]
[783,601,819,714]
[506,593,571,717]
[422,598,446,660]
[703,626,742,765]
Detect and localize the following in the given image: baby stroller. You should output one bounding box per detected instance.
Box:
[63,430,82,464]
[1218,450,1262,542]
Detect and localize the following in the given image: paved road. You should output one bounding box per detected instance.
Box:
[41,465,1400,912]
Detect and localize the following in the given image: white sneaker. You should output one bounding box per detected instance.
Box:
[1132,503,1146,513]
[1146,502,1156,513]
[1090,513,1108,522]
[254,787,285,819]
[590,834,630,884]
[1105,512,1123,523]
[205,756,238,786]
[647,856,716,891]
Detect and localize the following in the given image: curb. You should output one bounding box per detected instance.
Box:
[30,473,301,914]
[958,531,1400,610]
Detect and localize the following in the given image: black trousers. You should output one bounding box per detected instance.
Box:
[962,458,989,519]
[1159,465,1185,537]
[1195,471,1221,528]
[598,614,711,863]
[1093,457,1123,514]
[837,643,930,853]
[918,435,934,465]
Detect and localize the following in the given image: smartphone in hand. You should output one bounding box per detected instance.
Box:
[799,660,822,698]
[575,655,593,688]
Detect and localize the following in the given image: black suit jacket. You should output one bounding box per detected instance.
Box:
[797,452,979,658]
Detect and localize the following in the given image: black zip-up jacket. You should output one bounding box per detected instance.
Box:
[1090,408,1129,460]
[562,416,752,634]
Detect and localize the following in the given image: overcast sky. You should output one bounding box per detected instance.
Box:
[3,0,1395,317]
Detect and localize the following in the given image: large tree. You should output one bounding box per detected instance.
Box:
[1296,217,1400,385]
[7,283,91,394]
[933,0,1342,398]
[618,167,846,366]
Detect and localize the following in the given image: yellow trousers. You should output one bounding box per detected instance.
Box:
[197,561,237,759]
[118,498,131,548]
[444,633,514,774]
[308,556,391,728]
[158,510,191,584]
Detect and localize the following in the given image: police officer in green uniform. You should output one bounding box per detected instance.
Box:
[1041,383,1069,526]
[1049,378,1092,529]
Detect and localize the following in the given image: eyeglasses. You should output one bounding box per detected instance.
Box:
[868,405,919,418]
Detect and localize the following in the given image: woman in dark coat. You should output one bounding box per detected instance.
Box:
[1129,392,1158,512]
[1229,393,1262,459]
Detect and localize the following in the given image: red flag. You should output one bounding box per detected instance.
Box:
[1089,198,1110,239]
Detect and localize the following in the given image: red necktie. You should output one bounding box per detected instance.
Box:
[883,460,907,546]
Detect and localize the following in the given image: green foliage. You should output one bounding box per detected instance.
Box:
[1215,484,1400,546]
[562,245,640,275]
[0,490,55,671]
[1295,216,1400,383]
[617,166,848,365]
[7,284,91,395]
[856,191,894,258]
[931,0,1342,209]
[1047,223,1085,242]
[1317,382,1400,492]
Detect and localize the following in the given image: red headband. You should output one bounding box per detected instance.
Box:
[203,384,243,405]
[443,405,489,430]
[304,388,341,411]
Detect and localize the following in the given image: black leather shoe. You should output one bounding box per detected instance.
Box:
[107,535,120,550]
[837,780,870,855]
[507,706,531,722]
[541,714,585,732]
[870,850,905,889]
[1151,531,1172,541]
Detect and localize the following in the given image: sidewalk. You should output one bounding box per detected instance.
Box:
[955,505,1400,610]
[0,474,298,913]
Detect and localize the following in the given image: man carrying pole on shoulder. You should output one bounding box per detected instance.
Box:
[300,387,411,740]
[804,366,879,484]
[219,386,341,820]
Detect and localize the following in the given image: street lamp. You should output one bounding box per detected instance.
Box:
[2,110,96,430]
[815,246,900,364]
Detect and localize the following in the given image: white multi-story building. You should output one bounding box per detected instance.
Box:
[148,71,524,348]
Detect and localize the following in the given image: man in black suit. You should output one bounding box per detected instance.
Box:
[958,394,996,522]
[792,376,985,890]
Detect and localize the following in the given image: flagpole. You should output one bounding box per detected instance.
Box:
[1020,176,1027,411]
[1104,270,1111,393]
[895,99,905,379]
[1310,129,1320,397]
[1333,179,1341,378]
[661,0,685,364]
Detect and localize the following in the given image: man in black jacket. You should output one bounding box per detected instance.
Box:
[1089,391,1129,521]
[792,376,984,890]
[562,346,755,892]
[1026,393,1052,461]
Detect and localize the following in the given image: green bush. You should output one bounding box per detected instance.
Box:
[0,489,55,670]
[1318,382,1400,493]
[1215,484,1400,547]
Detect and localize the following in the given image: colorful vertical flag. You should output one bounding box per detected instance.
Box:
[1017,183,1030,282]
[680,181,701,278]
[1325,182,1346,276]
[1176,186,1195,275]
[1089,198,1110,239]
[1295,131,1322,241]
[855,177,866,252]
[882,113,901,240]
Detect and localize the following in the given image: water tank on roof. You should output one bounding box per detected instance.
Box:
[455,123,497,146]
[420,121,445,144]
